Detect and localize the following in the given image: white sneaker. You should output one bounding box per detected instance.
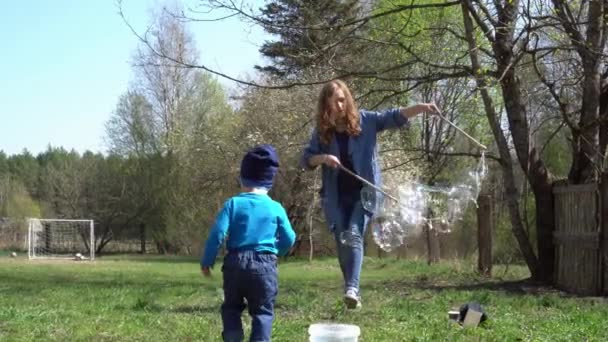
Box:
[344,289,362,309]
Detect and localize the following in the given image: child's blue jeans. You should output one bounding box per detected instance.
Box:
[221,250,278,342]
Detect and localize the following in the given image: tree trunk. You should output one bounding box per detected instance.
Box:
[552,0,605,182]
[533,184,556,280]
[599,80,608,157]
[139,223,146,254]
[377,244,384,259]
[397,244,407,260]
[425,221,440,264]
[44,223,51,252]
[499,69,554,281]
[95,226,113,254]
[477,194,492,277]
[478,0,556,281]
[569,57,601,182]
[307,173,319,262]
[308,228,314,262]
[462,2,542,279]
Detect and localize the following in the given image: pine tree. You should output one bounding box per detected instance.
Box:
[256,0,363,77]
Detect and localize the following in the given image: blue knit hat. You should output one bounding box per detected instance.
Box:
[240,144,279,189]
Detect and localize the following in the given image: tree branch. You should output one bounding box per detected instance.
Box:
[193,0,461,31]
[462,0,496,43]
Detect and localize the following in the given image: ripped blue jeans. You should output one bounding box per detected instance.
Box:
[332,200,370,294]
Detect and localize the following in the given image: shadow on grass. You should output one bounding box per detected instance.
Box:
[365,278,558,296]
[0,272,219,296]
[170,304,220,314]
[96,254,200,264]
[0,257,563,299]
[129,301,219,314]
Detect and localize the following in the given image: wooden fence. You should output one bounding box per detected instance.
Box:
[553,182,606,295]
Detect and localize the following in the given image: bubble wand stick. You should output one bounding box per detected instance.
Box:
[434,111,487,150]
[338,110,486,204]
[337,164,400,203]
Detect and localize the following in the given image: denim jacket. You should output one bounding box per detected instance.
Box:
[300,108,410,229]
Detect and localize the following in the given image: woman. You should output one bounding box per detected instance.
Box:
[300,80,439,309]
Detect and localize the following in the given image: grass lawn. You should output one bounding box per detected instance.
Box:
[0,254,606,341]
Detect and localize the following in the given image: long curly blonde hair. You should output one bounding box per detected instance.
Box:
[316,80,360,145]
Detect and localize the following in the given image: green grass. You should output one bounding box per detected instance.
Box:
[0,254,606,341]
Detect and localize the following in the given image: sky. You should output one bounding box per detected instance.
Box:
[0,0,267,156]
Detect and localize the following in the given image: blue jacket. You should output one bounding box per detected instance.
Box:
[200,192,296,267]
[300,109,409,229]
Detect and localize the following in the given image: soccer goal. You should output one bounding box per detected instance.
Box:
[27,219,95,260]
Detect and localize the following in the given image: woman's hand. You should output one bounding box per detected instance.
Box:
[401,103,441,118]
[417,103,441,116]
[322,154,341,169]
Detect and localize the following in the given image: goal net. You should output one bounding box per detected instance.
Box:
[27,219,95,260]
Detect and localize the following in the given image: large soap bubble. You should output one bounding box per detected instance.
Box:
[371,211,411,252]
[360,152,489,251]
